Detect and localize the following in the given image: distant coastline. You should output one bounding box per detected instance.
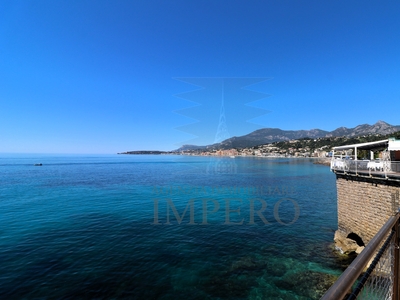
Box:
[117,150,332,166]
[118,151,170,155]
[119,121,400,160]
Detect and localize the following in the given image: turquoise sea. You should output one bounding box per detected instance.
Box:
[0,154,345,299]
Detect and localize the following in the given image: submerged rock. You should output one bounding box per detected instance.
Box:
[274,270,338,299]
[265,259,288,277]
[331,248,358,270]
[202,271,254,298]
[229,256,267,274]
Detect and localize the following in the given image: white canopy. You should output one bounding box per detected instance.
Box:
[388,138,400,151]
[333,139,389,151]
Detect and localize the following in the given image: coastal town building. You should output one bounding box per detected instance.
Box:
[330,138,400,253]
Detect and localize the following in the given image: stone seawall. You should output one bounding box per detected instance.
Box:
[334,174,400,253]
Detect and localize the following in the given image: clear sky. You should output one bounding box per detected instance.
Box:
[1,1,399,153]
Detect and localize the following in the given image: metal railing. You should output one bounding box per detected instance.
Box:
[330,159,400,178]
[321,213,400,300]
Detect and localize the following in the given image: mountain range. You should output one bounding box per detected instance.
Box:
[176,121,400,151]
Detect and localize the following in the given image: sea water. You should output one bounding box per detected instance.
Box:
[0,154,344,299]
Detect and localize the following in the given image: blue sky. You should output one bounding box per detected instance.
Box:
[1,1,399,153]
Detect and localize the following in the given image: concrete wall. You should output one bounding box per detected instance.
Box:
[336,174,400,245]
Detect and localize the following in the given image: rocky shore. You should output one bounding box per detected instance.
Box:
[313,157,331,166]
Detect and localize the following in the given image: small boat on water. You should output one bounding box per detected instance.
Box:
[230,156,235,158]
[34,163,42,166]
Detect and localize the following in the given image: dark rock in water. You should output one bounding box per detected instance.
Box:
[202,271,254,298]
[274,270,338,299]
[333,250,357,271]
[202,256,268,298]
[314,158,331,166]
[34,163,42,166]
[265,259,287,277]
[229,256,266,274]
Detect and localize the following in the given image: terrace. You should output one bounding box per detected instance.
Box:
[330,138,400,180]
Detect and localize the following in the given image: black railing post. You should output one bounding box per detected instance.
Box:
[393,218,399,300]
[322,213,400,300]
